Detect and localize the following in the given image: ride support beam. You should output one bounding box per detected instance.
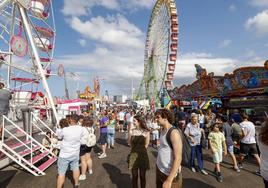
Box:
[18,5,59,125]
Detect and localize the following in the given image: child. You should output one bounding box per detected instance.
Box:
[42,131,52,149]
[42,131,59,155]
[208,123,227,183]
[149,118,160,148]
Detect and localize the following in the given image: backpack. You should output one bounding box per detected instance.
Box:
[166,127,191,167]
[86,127,96,147]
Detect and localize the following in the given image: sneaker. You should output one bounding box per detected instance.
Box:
[255,171,261,176]
[79,174,86,181]
[89,169,93,174]
[98,153,107,159]
[191,167,196,173]
[97,152,102,156]
[201,169,208,175]
[217,174,223,183]
[107,145,110,149]
[234,166,240,173]
[111,145,115,149]
[238,163,243,169]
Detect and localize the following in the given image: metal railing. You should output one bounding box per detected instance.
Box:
[0,115,56,176]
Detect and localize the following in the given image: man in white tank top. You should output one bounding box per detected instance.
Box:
[155,109,182,188]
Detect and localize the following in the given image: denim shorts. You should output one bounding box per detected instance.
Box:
[57,155,79,175]
[227,145,234,154]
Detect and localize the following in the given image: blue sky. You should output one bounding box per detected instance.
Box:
[2,0,267,98]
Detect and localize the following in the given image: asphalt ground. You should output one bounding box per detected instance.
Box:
[0,131,265,188]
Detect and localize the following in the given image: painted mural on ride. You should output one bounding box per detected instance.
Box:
[169,61,268,101]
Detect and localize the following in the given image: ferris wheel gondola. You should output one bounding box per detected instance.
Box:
[137,0,179,107]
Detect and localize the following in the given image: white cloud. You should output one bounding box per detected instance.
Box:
[173,53,265,87]
[229,5,236,12]
[219,39,232,48]
[175,53,237,79]
[245,10,268,36]
[69,14,144,49]
[180,53,213,59]
[62,0,120,16]
[62,0,153,16]
[99,0,120,10]
[123,0,154,10]
[56,47,143,78]
[78,39,87,47]
[249,0,268,8]
[62,0,95,16]
[55,45,144,96]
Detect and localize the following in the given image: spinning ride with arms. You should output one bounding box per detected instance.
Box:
[136,0,178,107]
[0,0,58,123]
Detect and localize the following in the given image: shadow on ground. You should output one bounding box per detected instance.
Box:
[0,170,17,188]
[183,178,216,188]
[103,163,131,188]
[115,138,128,147]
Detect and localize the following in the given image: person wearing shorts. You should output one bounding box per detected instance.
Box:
[208,123,227,183]
[98,111,108,159]
[149,118,160,148]
[221,116,240,172]
[56,115,87,188]
[79,117,95,181]
[118,110,125,132]
[238,114,261,175]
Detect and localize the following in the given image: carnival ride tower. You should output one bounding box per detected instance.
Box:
[136,0,178,107]
[79,77,101,102]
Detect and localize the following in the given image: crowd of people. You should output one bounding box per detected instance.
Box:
[173,106,267,186]
[43,105,268,188]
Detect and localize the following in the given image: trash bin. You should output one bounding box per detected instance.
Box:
[21,108,32,135]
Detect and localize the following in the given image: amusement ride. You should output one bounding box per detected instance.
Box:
[0,0,57,122]
[0,0,59,176]
[136,0,178,108]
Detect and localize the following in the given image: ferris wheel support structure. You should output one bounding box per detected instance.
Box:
[0,0,11,10]
[18,5,59,124]
[7,2,15,89]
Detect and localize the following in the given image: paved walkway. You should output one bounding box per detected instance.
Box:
[0,131,265,188]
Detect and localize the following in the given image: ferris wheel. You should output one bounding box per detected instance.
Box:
[0,0,58,123]
[136,0,178,107]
